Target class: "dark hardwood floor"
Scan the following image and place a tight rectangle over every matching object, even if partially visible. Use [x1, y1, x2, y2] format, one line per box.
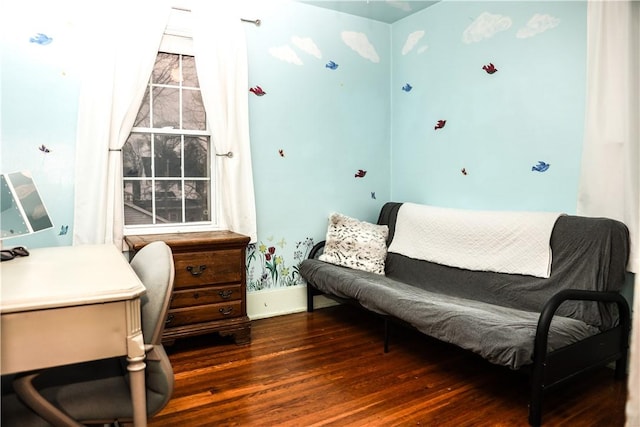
[151, 305, 628, 427]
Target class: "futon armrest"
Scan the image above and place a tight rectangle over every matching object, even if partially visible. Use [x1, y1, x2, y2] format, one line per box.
[308, 241, 326, 259]
[533, 289, 631, 363]
[529, 289, 630, 426]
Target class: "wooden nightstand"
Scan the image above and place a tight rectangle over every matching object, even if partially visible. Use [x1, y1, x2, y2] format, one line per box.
[125, 231, 251, 345]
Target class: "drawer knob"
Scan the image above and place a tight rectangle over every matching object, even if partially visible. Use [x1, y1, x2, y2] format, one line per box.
[218, 290, 233, 299]
[186, 265, 207, 276]
[165, 314, 175, 325]
[219, 307, 234, 316]
[193, 292, 200, 299]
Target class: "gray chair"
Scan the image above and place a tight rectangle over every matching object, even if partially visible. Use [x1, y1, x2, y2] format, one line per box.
[3, 241, 175, 427]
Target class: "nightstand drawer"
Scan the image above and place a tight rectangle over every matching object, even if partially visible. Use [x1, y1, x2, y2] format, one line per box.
[165, 301, 243, 327]
[174, 249, 244, 288]
[170, 285, 242, 308]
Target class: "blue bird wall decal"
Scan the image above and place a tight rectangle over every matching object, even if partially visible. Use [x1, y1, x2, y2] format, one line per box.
[531, 161, 550, 172]
[325, 60, 338, 70]
[30, 33, 53, 45]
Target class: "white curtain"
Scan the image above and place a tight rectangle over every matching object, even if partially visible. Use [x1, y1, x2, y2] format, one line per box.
[190, 3, 258, 242]
[578, 4, 639, 424]
[73, 0, 170, 247]
[577, 1, 640, 274]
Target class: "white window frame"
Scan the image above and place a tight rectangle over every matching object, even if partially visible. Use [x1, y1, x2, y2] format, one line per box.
[123, 9, 221, 236]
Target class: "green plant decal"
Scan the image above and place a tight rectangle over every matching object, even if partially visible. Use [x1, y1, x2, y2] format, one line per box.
[247, 237, 314, 291]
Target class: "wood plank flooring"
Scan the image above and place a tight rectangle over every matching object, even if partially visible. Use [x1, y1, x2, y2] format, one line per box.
[150, 305, 628, 427]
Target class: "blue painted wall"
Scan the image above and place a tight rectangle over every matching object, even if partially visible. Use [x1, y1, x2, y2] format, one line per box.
[391, 1, 586, 213]
[244, 2, 391, 290]
[1, 3, 79, 248]
[1, 1, 590, 292]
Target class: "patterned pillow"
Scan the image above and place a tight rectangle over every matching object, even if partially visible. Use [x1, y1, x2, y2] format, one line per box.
[319, 212, 389, 275]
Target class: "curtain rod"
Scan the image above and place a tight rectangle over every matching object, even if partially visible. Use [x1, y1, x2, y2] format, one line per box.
[171, 6, 261, 26]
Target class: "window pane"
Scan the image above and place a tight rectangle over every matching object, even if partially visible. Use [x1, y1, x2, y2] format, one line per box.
[152, 87, 180, 128]
[182, 89, 206, 130]
[123, 179, 153, 225]
[155, 180, 182, 223]
[123, 134, 151, 177]
[184, 136, 209, 177]
[185, 180, 210, 222]
[182, 55, 199, 87]
[133, 86, 150, 128]
[154, 135, 182, 177]
[153, 53, 180, 85]
[123, 51, 214, 231]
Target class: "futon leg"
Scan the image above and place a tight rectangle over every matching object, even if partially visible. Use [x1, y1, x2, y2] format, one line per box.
[529, 378, 543, 426]
[529, 359, 543, 426]
[528, 398, 542, 426]
[384, 318, 389, 353]
[307, 285, 315, 312]
[614, 349, 628, 380]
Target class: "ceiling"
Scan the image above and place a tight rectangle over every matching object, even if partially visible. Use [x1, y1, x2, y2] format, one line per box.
[297, 1, 439, 24]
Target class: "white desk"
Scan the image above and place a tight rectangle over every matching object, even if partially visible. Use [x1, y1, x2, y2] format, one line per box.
[1, 244, 148, 426]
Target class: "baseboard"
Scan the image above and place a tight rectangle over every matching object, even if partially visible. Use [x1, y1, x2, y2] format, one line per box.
[247, 286, 338, 320]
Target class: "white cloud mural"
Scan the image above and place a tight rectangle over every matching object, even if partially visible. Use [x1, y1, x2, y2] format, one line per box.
[269, 45, 303, 65]
[516, 14, 561, 39]
[341, 31, 380, 63]
[291, 36, 322, 59]
[402, 30, 425, 55]
[463, 12, 513, 44]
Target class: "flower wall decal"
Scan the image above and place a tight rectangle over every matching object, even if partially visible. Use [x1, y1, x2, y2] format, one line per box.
[247, 237, 315, 291]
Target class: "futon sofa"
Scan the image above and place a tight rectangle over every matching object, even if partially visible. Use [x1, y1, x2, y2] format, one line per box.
[300, 202, 631, 426]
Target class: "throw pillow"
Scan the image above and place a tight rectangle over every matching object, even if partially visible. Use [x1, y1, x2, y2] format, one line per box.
[319, 212, 389, 275]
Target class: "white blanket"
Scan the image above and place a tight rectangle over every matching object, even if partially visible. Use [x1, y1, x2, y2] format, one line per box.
[387, 203, 563, 278]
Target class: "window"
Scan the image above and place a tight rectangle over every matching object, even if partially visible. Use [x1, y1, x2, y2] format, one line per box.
[123, 51, 215, 232]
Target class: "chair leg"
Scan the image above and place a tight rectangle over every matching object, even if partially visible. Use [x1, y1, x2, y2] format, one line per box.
[12, 373, 84, 427]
